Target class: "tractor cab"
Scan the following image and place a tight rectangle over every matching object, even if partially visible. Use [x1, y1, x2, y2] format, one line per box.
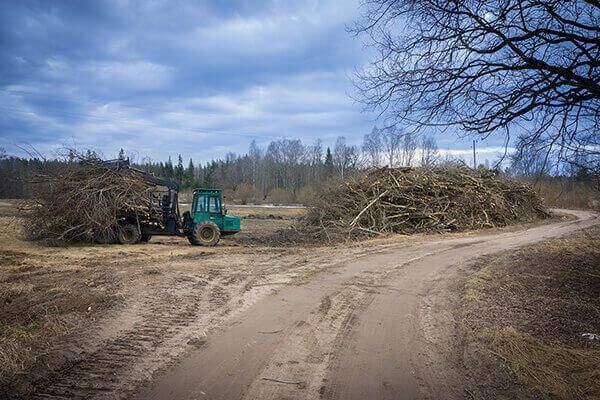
[187, 189, 240, 246]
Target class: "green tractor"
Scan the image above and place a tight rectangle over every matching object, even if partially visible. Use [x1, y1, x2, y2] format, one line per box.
[184, 188, 241, 246]
[95, 160, 241, 246]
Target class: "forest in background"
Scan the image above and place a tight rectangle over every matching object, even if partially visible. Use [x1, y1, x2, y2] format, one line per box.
[0, 127, 598, 209]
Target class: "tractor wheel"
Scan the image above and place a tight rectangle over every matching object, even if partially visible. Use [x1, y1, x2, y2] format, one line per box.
[93, 229, 116, 244]
[188, 221, 220, 246]
[117, 224, 141, 245]
[140, 233, 152, 243]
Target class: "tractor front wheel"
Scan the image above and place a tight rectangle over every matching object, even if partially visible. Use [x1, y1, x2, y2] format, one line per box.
[188, 221, 220, 246]
[117, 224, 141, 245]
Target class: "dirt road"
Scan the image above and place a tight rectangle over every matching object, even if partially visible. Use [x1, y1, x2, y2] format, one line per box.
[24, 210, 598, 400]
[127, 210, 596, 400]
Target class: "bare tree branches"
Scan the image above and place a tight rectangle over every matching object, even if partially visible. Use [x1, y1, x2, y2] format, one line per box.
[353, 0, 599, 164]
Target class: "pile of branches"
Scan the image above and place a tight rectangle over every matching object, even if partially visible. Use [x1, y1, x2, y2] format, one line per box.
[23, 161, 156, 244]
[290, 166, 549, 243]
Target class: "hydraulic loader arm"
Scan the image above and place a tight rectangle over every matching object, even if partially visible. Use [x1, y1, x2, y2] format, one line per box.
[95, 159, 179, 191]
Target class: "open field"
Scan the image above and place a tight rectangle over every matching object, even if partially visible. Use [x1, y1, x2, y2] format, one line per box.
[0, 199, 598, 400]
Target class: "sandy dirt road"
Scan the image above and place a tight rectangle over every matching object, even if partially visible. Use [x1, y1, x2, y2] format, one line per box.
[19, 209, 597, 400]
[123, 210, 597, 400]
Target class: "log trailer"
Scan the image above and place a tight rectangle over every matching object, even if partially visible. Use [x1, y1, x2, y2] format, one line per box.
[94, 159, 241, 246]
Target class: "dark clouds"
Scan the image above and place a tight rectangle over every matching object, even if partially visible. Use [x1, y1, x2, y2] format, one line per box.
[0, 0, 500, 163]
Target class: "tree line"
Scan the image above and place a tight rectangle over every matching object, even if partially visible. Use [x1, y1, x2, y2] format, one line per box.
[0, 129, 597, 203]
[129, 129, 441, 203]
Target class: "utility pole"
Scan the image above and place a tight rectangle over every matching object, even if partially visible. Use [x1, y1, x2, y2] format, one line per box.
[472, 140, 477, 169]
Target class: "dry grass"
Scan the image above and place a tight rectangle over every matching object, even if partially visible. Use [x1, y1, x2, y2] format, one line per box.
[490, 327, 600, 399]
[534, 179, 599, 211]
[0, 244, 119, 394]
[463, 226, 600, 399]
[227, 205, 305, 220]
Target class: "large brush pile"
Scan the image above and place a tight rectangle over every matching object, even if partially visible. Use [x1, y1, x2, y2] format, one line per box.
[23, 161, 156, 244]
[292, 166, 549, 243]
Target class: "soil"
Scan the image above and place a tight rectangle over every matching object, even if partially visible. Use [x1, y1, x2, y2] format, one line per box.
[0, 199, 597, 400]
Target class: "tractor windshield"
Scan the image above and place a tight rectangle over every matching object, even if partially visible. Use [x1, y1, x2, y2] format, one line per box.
[195, 194, 206, 212]
[194, 193, 221, 214]
[208, 196, 221, 213]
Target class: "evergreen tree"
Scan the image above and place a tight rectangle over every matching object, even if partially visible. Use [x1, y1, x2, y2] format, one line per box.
[324, 147, 334, 178]
[166, 156, 174, 179]
[175, 154, 184, 184]
[203, 161, 217, 187]
[185, 158, 195, 188]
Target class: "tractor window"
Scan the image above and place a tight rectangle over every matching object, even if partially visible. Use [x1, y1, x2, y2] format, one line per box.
[208, 196, 221, 213]
[195, 195, 207, 212]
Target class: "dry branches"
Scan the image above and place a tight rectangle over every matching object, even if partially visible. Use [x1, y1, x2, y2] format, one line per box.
[290, 166, 550, 243]
[22, 161, 156, 244]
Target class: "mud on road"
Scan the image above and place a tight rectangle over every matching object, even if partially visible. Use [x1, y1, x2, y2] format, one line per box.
[0, 204, 597, 400]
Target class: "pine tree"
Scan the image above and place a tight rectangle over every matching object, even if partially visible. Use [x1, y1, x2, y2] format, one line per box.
[166, 156, 174, 179]
[203, 161, 217, 187]
[185, 158, 195, 188]
[324, 147, 334, 178]
[175, 154, 184, 184]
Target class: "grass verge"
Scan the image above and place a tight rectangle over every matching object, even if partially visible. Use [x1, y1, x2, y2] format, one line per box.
[462, 225, 600, 399]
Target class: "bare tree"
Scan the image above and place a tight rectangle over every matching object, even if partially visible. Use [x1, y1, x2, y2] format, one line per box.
[353, 0, 600, 166]
[380, 126, 403, 167]
[509, 135, 553, 177]
[401, 131, 418, 166]
[420, 135, 439, 167]
[333, 136, 359, 178]
[307, 139, 324, 182]
[363, 126, 383, 167]
[249, 140, 262, 196]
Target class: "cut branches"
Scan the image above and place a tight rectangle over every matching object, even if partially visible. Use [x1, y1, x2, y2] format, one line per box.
[285, 166, 550, 243]
[22, 160, 157, 245]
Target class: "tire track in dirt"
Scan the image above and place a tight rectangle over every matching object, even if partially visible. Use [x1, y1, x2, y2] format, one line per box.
[242, 250, 443, 400]
[133, 242, 457, 400]
[134, 210, 598, 400]
[30, 275, 213, 400]
[320, 210, 599, 400]
[27, 247, 373, 400]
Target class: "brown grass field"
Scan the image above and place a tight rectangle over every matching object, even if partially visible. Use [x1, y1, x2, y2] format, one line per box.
[461, 226, 600, 399]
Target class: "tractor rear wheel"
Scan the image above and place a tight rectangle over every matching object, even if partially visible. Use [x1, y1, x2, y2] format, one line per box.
[117, 224, 141, 245]
[93, 229, 116, 244]
[188, 221, 220, 246]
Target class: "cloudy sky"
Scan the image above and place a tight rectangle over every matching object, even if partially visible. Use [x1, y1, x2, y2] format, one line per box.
[0, 0, 505, 164]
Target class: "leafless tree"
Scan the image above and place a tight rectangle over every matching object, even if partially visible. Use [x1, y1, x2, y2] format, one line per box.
[401, 131, 418, 166]
[249, 140, 262, 196]
[363, 127, 383, 167]
[353, 0, 599, 167]
[333, 136, 359, 178]
[420, 135, 440, 167]
[380, 126, 403, 167]
[509, 135, 551, 177]
[307, 139, 324, 182]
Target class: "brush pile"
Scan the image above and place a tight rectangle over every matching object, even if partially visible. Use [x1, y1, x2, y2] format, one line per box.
[23, 161, 156, 244]
[293, 166, 549, 243]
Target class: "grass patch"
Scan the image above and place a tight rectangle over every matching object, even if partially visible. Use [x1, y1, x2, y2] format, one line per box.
[463, 226, 600, 399]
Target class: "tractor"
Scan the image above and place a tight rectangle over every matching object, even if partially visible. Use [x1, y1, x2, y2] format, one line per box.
[94, 160, 241, 246]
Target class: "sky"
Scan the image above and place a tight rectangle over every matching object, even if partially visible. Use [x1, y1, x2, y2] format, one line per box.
[0, 0, 506, 165]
